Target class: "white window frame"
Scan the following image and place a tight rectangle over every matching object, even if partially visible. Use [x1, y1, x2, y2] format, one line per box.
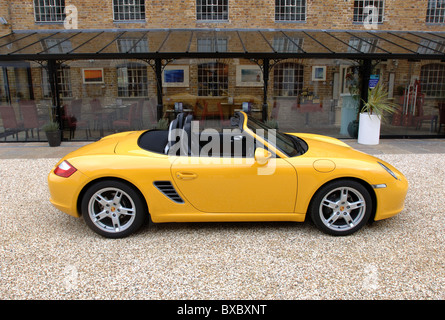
[33, 0, 66, 23]
[197, 62, 228, 96]
[42, 65, 72, 98]
[197, 37, 228, 52]
[426, 0, 445, 24]
[275, 0, 307, 22]
[196, 0, 229, 22]
[117, 38, 149, 53]
[420, 63, 445, 97]
[347, 37, 378, 53]
[273, 37, 304, 53]
[353, 0, 385, 24]
[273, 62, 304, 97]
[117, 63, 148, 98]
[113, 0, 146, 22]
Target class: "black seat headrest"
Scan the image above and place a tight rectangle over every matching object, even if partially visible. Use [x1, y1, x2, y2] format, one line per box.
[176, 113, 185, 129]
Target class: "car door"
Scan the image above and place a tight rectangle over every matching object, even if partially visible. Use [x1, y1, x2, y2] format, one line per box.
[170, 151, 297, 214]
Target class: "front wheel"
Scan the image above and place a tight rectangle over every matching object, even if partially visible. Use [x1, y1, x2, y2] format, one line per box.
[81, 180, 147, 238]
[309, 180, 373, 236]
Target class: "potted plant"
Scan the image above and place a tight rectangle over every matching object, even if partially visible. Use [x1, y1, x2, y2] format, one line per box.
[42, 108, 61, 147]
[357, 82, 398, 145]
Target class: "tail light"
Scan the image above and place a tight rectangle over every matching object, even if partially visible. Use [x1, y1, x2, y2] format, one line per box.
[54, 161, 77, 178]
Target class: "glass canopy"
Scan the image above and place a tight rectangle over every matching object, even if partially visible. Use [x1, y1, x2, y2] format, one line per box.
[1, 29, 445, 60]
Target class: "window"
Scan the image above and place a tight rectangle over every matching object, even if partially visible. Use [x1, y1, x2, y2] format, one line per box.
[113, 0, 145, 21]
[196, 0, 228, 21]
[197, 37, 228, 52]
[420, 64, 445, 97]
[426, 0, 445, 24]
[43, 39, 72, 53]
[353, 0, 384, 24]
[198, 62, 228, 96]
[275, 0, 306, 22]
[273, 37, 304, 53]
[417, 39, 445, 54]
[347, 37, 378, 53]
[34, 0, 65, 23]
[117, 63, 148, 97]
[273, 63, 304, 97]
[117, 38, 149, 53]
[42, 65, 72, 98]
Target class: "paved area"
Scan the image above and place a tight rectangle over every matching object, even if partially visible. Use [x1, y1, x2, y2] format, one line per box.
[0, 138, 444, 159]
[0, 138, 444, 300]
[344, 138, 445, 155]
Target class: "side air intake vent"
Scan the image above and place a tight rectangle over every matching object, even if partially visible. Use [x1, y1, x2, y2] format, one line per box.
[153, 181, 184, 204]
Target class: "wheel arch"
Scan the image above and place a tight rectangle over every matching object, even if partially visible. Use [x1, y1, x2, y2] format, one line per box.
[306, 177, 377, 222]
[76, 177, 150, 219]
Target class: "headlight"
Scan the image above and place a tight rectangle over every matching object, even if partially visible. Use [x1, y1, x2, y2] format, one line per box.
[378, 162, 399, 180]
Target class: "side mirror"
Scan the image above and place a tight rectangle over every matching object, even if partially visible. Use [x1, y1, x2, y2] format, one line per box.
[254, 147, 272, 165]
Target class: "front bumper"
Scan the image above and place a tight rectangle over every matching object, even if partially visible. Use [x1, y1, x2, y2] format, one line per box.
[373, 173, 409, 221]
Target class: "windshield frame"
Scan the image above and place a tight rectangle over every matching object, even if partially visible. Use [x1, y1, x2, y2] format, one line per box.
[239, 112, 306, 158]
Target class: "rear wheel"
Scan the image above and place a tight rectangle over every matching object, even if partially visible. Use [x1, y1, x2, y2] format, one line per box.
[81, 180, 147, 238]
[310, 180, 372, 236]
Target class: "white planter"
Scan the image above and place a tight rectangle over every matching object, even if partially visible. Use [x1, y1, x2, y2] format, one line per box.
[358, 113, 381, 145]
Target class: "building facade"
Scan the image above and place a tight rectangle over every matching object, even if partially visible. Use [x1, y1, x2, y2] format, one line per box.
[0, 0, 444, 142]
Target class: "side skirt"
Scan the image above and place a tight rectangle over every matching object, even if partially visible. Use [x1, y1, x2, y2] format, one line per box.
[150, 212, 306, 223]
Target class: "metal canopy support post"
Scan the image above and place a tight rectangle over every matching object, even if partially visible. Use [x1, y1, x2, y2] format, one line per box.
[360, 59, 372, 113]
[262, 58, 269, 121]
[155, 58, 163, 121]
[47, 59, 62, 131]
[2, 66, 11, 104]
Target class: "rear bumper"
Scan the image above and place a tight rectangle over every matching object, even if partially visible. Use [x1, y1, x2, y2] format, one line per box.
[48, 168, 89, 218]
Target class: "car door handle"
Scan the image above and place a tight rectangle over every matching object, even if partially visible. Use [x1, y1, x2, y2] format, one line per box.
[176, 172, 198, 180]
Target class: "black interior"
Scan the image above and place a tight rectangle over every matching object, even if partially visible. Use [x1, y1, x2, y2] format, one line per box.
[138, 129, 169, 154]
[138, 113, 253, 157]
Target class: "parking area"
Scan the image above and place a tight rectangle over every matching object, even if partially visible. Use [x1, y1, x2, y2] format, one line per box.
[0, 139, 444, 299]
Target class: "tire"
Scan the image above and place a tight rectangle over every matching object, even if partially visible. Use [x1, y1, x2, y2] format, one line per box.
[81, 180, 147, 238]
[309, 180, 372, 236]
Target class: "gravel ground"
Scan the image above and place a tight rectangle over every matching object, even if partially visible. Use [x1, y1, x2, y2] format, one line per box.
[0, 154, 444, 300]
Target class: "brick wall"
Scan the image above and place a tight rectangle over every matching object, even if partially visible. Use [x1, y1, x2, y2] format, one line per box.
[0, 0, 11, 36]
[4, 0, 444, 32]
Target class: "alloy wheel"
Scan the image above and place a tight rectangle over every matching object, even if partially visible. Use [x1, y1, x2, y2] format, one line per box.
[87, 187, 137, 234]
[319, 186, 367, 232]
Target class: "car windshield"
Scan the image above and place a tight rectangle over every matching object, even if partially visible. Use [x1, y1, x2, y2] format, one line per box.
[245, 115, 306, 157]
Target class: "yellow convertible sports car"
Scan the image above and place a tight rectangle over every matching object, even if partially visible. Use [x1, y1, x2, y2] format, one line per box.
[48, 111, 408, 238]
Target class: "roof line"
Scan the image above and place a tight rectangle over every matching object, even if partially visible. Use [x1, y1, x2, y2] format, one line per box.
[10, 28, 445, 35]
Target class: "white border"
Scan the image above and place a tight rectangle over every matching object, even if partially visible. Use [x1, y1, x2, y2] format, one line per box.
[236, 65, 263, 87]
[312, 66, 326, 81]
[82, 68, 104, 84]
[162, 65, 190, 87]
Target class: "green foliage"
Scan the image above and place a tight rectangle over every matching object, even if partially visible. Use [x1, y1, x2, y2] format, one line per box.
[156, 118, 169, 130]
[42, 121, 59, 132]
[361, 82, 398, 117]
[42, 106, 60, 132]
[265, 118, 278, 129]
